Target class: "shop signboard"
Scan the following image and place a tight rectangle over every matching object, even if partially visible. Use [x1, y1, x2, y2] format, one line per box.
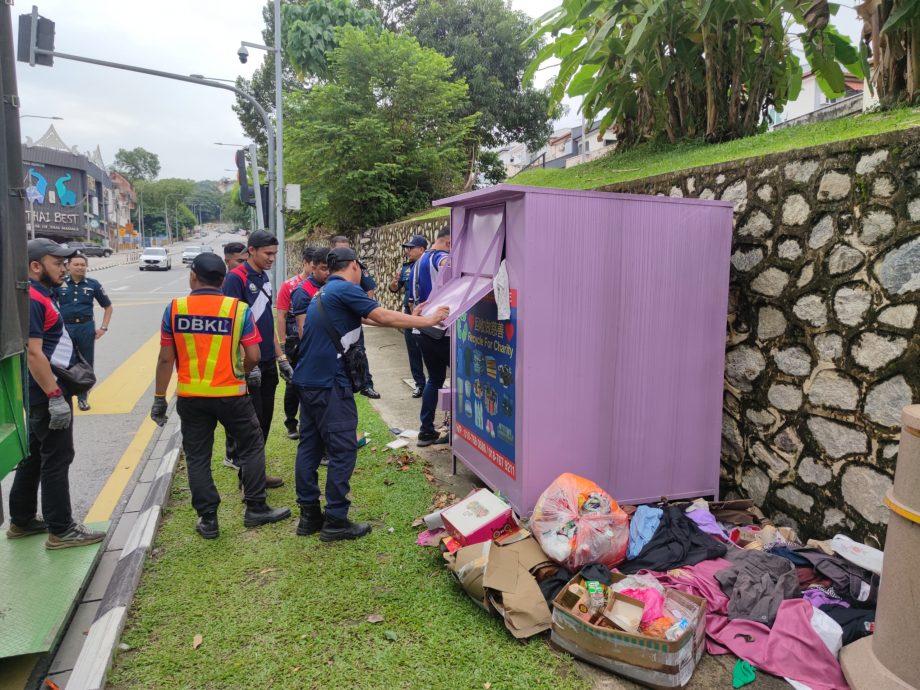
[23, 162, 84, 236]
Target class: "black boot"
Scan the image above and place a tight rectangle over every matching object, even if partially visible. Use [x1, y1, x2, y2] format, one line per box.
[320, 515, 372, 542]
[243, 501, 292, 528]
[196, 512, 219, 539]
[296, 503, 324, 536]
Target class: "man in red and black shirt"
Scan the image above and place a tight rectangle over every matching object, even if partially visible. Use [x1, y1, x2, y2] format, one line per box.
[221, 231, 293, 484]
[6, 239, 106, 549]
[275, 245, 317, 439]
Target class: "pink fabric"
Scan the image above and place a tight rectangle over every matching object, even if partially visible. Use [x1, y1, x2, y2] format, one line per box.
[646, 561, 848, 689]
[620, 587, 665, 624]
[709, 600, 849, 690]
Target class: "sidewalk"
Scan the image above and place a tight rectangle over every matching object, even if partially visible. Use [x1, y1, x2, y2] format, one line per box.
[86, 251, 139, 272]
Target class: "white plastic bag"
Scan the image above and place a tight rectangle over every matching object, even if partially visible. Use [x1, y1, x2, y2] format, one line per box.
[831, 534, 883, 575]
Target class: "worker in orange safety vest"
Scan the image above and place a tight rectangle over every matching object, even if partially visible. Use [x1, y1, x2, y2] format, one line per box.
[149, 253, 291, 539]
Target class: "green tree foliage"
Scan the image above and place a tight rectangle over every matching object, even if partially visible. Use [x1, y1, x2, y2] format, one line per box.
[221, 185, 253, 229]
[284, 26, 475, 230]
[411, 0, 558, 186]
[476, 150, 507, 187]
[112, 147, 160, 182]
[527, 0, 868, 147]
[185, 181, 224, 224]
[134, 178, 195, 237]
[857, 0, 920, 106]
[282, 0, 381, 79]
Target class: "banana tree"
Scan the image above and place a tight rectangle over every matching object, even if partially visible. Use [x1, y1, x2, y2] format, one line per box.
[525, 0, 867, 146]
[857, 0, 920, 106]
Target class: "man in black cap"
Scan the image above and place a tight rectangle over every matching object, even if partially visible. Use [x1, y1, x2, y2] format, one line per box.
[221, 230, 292, 485]
[332, 235, 380, 399]
[223, 242, 248, 271]
[7, 238, 106, 549]
[150, 253, 290, 539]
[388, 234, 428, 397]
[291, 247, 449, 542]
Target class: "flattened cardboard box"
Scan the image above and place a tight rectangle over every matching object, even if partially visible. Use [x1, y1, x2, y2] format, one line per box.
[483, 535, 554, 638]
[444, 541, 491, 610]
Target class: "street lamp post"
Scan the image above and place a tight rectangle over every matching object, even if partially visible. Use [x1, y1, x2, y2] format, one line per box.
[240, 0, 285, 276]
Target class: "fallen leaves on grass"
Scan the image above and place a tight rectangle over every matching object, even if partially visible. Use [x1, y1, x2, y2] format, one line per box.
[430, 491, 457, 511]
[192, 634, 203, 650]
[366, 613, 384, 624]
[386, 452, 414, 471]
[411, 517, 424, 528]
[383, 479, 394, 486]
[423, 466, 436, 483]
[384, 630, 398, 641]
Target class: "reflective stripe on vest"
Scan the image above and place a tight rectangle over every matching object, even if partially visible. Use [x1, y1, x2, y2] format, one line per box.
[172, 295, 248, 397]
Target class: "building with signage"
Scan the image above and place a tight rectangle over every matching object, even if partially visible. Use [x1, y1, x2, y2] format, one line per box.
[21, 125, 113, 244]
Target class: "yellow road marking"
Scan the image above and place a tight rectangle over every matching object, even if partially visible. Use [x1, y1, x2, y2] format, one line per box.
[83, 375, 176, 523]
[76, 332, 162, 416]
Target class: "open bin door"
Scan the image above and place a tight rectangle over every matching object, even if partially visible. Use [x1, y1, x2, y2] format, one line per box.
[420, 204, 505, 327]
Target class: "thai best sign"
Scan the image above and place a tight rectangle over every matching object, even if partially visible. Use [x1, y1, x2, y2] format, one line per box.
[23, 163, 84, 236]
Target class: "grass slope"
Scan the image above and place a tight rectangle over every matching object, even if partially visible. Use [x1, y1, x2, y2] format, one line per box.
[400, 106, 920, 224]
[108, 396, 580, 690]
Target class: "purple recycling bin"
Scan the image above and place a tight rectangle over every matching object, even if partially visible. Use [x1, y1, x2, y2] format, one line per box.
[420, 185, 733, 515]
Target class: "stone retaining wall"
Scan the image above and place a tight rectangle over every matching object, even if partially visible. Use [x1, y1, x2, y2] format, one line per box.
[333, 128, 920, 544]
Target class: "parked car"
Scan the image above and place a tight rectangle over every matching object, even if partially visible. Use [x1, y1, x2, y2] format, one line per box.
[64, 241, 113, 258]
[200, 245, 215, 254]
[140, 247, 171, 271]
[181, 246, 202, 264]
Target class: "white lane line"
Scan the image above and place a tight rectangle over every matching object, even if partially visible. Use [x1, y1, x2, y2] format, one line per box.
[112, 286, 130, 291]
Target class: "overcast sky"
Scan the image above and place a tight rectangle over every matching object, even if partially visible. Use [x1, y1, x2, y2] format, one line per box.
[15, 1, 863, 180]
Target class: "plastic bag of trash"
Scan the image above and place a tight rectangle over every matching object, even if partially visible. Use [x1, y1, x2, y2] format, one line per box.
[531, 473, 629, 571]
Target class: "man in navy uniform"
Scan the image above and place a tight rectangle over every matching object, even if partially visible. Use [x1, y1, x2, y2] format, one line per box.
[56, 254, 113, 411]
[387, 234, 428, 398]
[292, 247, 448, 542]
[332, 236, 380, 399]
[409, 227, 451, 447]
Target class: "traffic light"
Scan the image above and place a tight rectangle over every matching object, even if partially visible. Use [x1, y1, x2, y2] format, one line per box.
[234, 149, 269, 227]
[235, 149, 253, 205]
[17, 10, 55, 66]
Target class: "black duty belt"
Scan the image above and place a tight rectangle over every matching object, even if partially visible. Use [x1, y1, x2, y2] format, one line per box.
[65, 317, 92, 324]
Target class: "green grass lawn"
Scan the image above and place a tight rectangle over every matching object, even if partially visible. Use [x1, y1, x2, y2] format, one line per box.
[397, 105, 920, 225]
[108, 396, 581, 690]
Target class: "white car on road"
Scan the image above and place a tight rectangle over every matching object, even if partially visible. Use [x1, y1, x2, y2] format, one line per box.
[182, 246, 202, 264]
[139, 247, 171, 271]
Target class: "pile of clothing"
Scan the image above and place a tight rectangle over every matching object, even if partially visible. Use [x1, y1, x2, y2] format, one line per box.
[613, 498, 882, 689]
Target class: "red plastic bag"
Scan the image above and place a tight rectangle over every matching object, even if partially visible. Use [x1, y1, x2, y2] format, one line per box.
[531, 473, 628, 571]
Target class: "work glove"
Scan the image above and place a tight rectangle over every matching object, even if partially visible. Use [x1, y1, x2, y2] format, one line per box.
[278, 358, 294, 383]
[48, 395, 72, 430]
[246, 364, 262, 389]
[150, 396, 168, 427]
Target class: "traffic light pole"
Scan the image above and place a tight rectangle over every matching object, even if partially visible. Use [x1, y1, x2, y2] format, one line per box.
[24, 42, 277, 236]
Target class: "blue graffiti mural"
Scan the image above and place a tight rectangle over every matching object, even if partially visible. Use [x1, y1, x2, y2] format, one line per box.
[26, 168, 47, 203]
[55, 173, 77, 207]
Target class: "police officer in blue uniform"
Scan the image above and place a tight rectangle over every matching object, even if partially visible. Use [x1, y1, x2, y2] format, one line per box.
[292, 247, 449, 542]
[56, 254, 113, 411]
[388, 234, 428, 397]
[332, 236, 381, 399]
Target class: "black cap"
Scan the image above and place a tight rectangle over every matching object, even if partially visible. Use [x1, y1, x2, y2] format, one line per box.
[191, 252, 227, 282]
[223, 241, 247, 256]
[28, 238, 78, 262]
[248, 230, 279, 249]
[401, 234, 429, 249]
[327, 246, 366, 270]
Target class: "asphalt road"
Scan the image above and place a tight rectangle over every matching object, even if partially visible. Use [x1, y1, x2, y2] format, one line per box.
[0, 229, 245, 530]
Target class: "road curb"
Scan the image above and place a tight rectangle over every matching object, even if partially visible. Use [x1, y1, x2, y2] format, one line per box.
[65, 416, 182, 690]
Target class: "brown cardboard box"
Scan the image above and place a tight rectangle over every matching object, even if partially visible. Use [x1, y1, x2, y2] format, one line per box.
[483, 535, 555, 639]
[551, 574, 707, 689]
[444, 541, 491, 610]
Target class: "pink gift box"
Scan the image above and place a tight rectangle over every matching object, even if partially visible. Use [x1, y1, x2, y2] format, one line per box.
[440, 489, 514, 546]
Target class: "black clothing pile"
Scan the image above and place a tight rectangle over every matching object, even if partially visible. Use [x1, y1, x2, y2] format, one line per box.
[620, 505, 727, 574]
